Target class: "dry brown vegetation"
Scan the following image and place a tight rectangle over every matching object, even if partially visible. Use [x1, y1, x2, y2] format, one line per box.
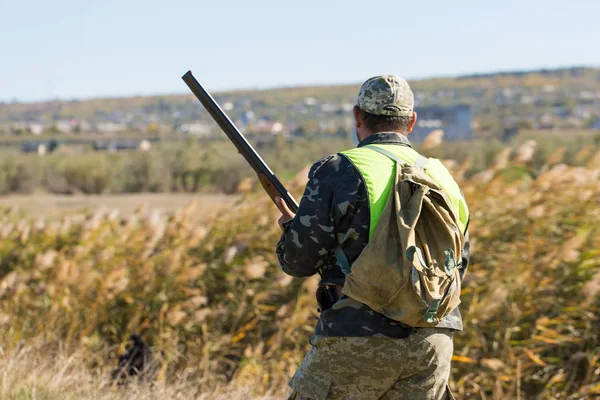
[0, 138, 599, 399]
[0, 193, 237, 220]
[0, 341, 278, 400]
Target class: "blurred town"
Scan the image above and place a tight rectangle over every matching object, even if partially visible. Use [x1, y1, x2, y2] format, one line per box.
[1, 66, 599, 155]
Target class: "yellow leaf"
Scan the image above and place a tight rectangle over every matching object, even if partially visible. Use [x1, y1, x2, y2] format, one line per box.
[523, 348, 548, 367]
[532, 335, 560, 345]
[256, 304, 277, 311]
[232, 332, 246, 343]
[548, 373, 565, 384]
[590, 383, 600, 394]
[452, 355, 477, 364]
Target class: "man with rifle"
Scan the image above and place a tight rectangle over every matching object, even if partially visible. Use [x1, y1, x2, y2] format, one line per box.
[275, 76, 470, 400]
[183, 72, 470, 400]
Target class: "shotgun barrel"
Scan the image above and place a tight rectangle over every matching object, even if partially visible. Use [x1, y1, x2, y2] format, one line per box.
[182, 70, 298, 213]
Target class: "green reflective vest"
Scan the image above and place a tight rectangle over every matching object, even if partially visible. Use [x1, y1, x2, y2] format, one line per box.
[341, 144, 470, 239]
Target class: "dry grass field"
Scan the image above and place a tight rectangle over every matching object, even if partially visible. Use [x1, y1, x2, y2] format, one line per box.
[0, 139, 599, 399]
[0, 193, 239, 220]
[0, 342, 279, 400]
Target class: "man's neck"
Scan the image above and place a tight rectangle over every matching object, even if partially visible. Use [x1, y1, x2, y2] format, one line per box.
[360, 131, 407, 142]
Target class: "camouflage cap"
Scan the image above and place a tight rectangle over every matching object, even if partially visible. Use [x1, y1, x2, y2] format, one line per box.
[357, 75, 414, 117]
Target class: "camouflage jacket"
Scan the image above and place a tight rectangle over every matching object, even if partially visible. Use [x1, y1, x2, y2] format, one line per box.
[276, 132, 471, 337]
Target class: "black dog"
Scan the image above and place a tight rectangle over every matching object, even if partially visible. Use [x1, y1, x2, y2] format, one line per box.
[111, 334, 153, 383]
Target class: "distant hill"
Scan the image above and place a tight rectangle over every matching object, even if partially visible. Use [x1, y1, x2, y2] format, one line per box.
[1, 66, 598, 138]
[456, 65, 594, 80]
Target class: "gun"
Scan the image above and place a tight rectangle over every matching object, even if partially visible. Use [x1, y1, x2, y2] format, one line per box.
[183, 71, 340, 310]
[181, 70, 298, 213]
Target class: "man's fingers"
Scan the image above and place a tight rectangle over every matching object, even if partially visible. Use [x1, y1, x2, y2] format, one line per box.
[275, 197, 295, 231]
[274, 196, 284, 212]
[275, 196, 291, 215]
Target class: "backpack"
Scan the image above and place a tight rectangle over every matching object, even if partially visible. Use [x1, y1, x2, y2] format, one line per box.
[340, 146, 466, 327]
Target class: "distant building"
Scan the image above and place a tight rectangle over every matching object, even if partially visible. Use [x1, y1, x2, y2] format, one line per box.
[92, 139, 151, 152]
[178, 122, 213, 136]
[320, 104, 336, 113]
[590, 118, 600, 130]
[55, 120, 75, 134]
[410, 105, 473, 142]
[77, 120, 93, 133]
[21, 139, 58, 155]
[573, 104, 594, 120]
[251, 120, 284, 135]
[96, 122, 127, 134]
[10, 122, 44, 135]
[29, 123, 44, 135]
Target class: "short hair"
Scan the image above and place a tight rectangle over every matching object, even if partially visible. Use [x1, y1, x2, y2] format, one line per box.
[358, 107, 412, 133]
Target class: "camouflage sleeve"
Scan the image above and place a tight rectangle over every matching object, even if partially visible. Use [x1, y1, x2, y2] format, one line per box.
[276, 156, 338, 278]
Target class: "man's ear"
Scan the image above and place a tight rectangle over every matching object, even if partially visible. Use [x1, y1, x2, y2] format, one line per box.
[353, 106, 363, 128]
[407, 111, 417, 133]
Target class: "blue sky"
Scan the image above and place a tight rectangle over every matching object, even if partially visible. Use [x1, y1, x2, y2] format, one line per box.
[1, 0, 599, 102]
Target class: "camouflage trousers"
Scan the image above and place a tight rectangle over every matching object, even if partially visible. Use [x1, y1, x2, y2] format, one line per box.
[287, 328, 455, 400]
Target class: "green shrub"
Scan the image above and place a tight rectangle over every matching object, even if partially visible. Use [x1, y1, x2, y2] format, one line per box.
[0, 134, 596, 195]
[52, 153, 114, 194]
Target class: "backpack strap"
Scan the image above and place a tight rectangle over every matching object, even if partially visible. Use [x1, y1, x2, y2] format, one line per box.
[415, 155, 428, 170]
[334, 146, 429, 275]
[365, 145, 429, 170]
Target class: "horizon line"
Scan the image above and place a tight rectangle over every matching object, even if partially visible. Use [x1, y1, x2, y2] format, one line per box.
[2, 64, 597, 105]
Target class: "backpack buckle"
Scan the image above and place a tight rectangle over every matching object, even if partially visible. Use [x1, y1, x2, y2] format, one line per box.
[444, 249, 457, 277]
[424, 298, 441, 325]
[406, 246, 431, 271]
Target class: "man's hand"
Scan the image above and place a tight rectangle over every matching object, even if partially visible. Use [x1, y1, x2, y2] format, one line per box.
[275, 196, 296, 231]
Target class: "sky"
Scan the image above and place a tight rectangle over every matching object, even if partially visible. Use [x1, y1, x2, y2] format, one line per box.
[1, 0, 599, 102]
